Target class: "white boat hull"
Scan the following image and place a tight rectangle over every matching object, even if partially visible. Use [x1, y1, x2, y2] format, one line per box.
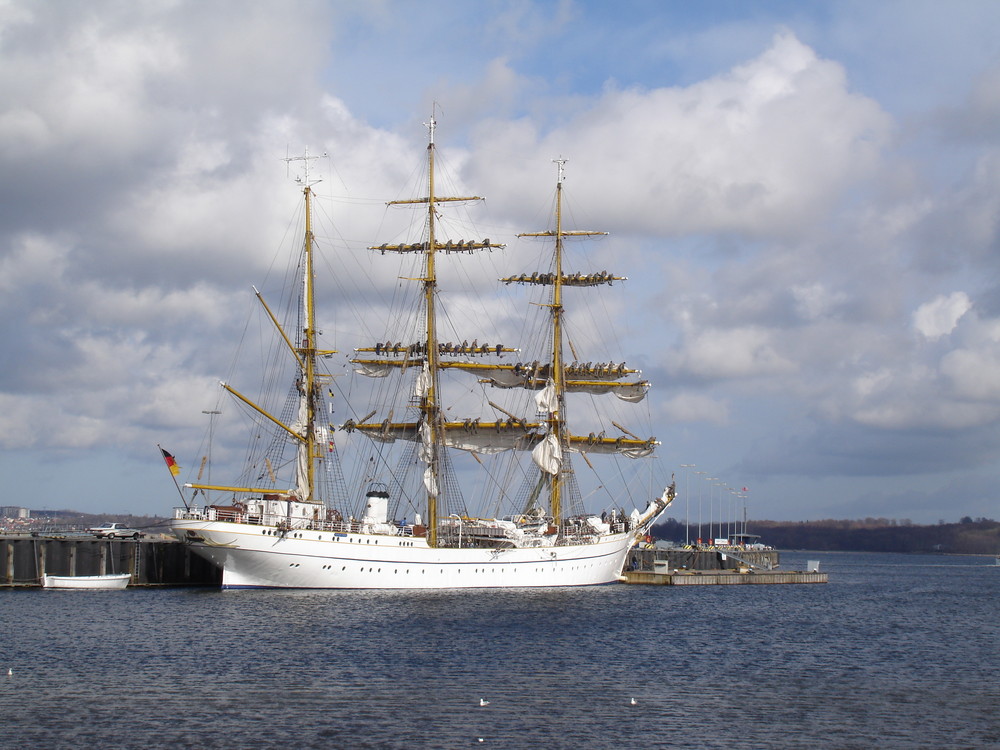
[169, 518, 641, 589]
[41, 574, 131, 590]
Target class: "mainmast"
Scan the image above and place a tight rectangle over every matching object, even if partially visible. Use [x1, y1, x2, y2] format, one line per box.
[353, 115, 500, 546]
[422, 116, 443, 546]
[548, 160, 569, 522]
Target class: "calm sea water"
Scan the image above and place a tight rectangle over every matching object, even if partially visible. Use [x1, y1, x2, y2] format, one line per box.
[1, 551, 997, 749]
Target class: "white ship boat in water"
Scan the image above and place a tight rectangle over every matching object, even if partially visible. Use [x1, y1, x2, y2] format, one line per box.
[42, 574, 131, 590]
[168, 116, 673, 588]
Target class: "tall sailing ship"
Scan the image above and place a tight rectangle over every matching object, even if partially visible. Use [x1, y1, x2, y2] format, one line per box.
[167, 117, 674, 588]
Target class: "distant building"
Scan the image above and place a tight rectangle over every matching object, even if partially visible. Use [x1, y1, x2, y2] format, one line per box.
[0, 506, 30, 519]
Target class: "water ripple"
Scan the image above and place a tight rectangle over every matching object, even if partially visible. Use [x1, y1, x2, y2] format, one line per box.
[1, 552, 997, 749]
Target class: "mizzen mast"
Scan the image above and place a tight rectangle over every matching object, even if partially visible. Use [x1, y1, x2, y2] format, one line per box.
[296, 152, 319, 499]
[185, 149, 337, 504]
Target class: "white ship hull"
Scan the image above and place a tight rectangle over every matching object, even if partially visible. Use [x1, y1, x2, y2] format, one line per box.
[169, 518, 641, 589]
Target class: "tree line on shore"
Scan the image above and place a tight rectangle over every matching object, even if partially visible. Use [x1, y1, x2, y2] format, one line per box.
[651, 516, 1000, 555]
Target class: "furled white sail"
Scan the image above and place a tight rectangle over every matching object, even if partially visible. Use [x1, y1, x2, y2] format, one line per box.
[294, 395, 310, 500]
[355, 362, 393, 378]
[418, 420, 433, 462]
[568, 434, 657, 458]
[414, 362, 432, 399]
[532, 432, 562, 475]
[536, 379, 558, 413]
[345, 419, 544, 454]
[609, 383, 649, 403]
[423, 465, 438, 498]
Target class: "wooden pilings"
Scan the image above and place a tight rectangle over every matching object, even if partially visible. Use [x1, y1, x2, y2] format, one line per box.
[0, 535, 221, 587]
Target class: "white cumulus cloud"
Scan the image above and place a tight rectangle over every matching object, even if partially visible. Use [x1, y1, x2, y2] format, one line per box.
[913, 292, 972, 340]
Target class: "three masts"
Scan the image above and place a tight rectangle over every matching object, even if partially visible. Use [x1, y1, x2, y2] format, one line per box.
[168, 116, 673, 587]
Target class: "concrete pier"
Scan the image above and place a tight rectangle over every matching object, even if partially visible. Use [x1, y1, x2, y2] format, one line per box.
[621, 569, 828, 585]
[629, 546, 781, 573]
[623, 546, 827, 584]
[1, 534, 221, 587]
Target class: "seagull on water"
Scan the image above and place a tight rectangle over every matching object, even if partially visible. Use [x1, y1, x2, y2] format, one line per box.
[6, 668, 11, 677]
[630, 697, 637, 706]
[479, 698, 489, 707]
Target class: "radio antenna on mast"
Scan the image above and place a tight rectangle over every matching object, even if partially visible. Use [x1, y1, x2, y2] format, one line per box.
[283, 146, 326, 186]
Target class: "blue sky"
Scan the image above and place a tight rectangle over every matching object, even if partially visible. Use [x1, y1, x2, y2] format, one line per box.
[1, 0, 1000, 525]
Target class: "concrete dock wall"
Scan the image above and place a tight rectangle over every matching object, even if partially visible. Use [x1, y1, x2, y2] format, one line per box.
[622, 569, 828, 585]
[629, 547, 780, 572]
[1, 535, 221, 587]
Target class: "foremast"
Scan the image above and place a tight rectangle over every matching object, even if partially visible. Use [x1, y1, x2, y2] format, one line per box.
[512, 159, 658, 526]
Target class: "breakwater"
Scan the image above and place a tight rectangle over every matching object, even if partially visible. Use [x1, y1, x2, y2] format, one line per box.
[1, 534, 221, 587]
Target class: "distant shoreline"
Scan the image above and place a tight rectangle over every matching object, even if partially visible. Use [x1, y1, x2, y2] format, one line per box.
[653, 517, 1000, 556]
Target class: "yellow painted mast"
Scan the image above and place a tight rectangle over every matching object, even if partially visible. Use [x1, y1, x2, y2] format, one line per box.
[424, 117, 442, 546]
[302, 180, 318, 501]
[518, 159, 609, 527]
[183, 150, 338, 509]
[279, 150, 325, 504]
[363, 116, 499, 545]
[549, 159, 568, 523]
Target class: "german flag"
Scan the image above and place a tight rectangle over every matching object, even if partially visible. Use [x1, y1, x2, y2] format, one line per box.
[160, 448, 180, 476]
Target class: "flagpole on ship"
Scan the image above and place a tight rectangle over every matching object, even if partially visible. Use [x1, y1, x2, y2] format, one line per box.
[157, 444, 190, 510]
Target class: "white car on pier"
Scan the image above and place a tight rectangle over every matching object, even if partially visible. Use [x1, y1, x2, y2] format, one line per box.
[88, 523, 144, 539]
